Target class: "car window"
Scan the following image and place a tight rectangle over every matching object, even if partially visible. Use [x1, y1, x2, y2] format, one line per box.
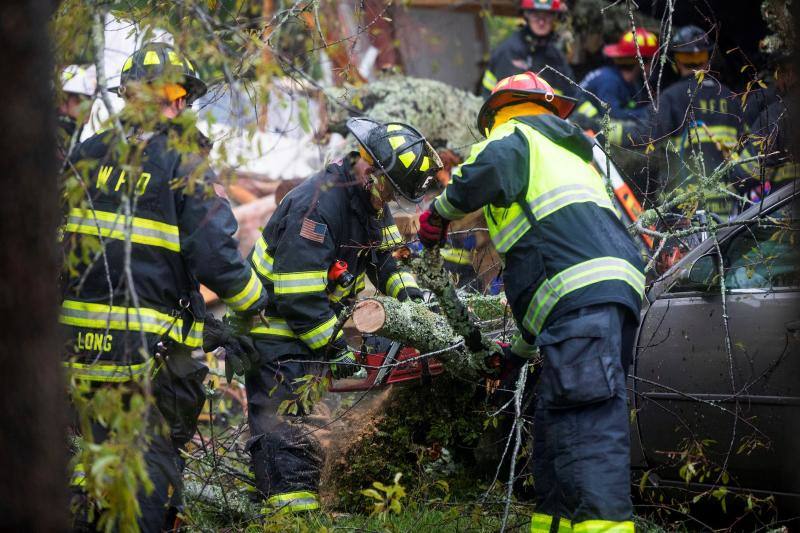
[724, 198, 800, 289]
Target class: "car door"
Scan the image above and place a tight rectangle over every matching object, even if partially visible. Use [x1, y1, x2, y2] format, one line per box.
[634, 194, 800, 496]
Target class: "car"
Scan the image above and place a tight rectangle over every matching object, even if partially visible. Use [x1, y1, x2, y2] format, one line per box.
[631, 181, 800, 516]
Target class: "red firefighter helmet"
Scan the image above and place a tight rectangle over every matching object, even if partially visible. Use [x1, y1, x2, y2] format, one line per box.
[477, 71, 577, 135]
[520, 0, 567, 12]
[603, 28, 660, 60]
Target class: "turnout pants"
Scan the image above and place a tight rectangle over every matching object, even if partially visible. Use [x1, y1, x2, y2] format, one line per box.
[245, 352, 325, 514]
[530, 304, 637, 533]
[70, 350, 208, 533]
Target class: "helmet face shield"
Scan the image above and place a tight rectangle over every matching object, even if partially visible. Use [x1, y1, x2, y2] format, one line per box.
[346, 117, 442, 202]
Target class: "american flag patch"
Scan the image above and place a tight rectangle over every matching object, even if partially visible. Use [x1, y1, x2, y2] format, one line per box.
[300, 218, 327, 243]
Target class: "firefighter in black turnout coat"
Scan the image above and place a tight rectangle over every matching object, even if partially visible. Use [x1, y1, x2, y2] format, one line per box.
[61, 43, 267, 531]
[244, 117, 441, 513]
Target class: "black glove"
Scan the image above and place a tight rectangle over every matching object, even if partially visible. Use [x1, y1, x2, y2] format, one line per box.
[329, 348, 359, 380]
[203, 315, 259, 383]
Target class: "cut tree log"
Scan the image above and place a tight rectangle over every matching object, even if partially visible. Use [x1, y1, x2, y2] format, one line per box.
[352, 297, 479, 376]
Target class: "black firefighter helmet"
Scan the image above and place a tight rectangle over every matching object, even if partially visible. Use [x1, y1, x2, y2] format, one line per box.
[117, 42, 207, 104]
[346, 117, 443, 203]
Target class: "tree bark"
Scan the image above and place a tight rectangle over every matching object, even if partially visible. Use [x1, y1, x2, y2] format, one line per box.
[0, 0, 67, 528]
[352, 297, 481, 376]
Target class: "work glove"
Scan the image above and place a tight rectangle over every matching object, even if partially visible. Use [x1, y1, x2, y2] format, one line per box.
[488, 340, 534, 381]
[203, 315, 259, 383]
[417, 208, 449, 248]
[329, 349, 359, 380]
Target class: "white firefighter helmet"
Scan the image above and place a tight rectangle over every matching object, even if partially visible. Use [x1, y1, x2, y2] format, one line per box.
[61, 65, 97, 97]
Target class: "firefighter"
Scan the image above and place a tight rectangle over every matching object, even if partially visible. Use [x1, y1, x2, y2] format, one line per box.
[609, 25, 744, 218]
[481, 0, 576, 98]
[418, 71, 645, 532]
[732, 50, 798, 203]
[244, 117, 440, 514]
[575, 28, 659, 122]
[62, 42, 267, 531]
[58, 64, 96, 160]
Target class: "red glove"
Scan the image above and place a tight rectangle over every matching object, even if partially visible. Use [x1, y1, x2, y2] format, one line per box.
[417, 209, 449, 248]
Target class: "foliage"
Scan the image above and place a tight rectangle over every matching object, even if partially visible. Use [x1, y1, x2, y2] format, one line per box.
[325, 372, 494, 512]
[361, 472, 408, 519]
[69, 381, 154, 532]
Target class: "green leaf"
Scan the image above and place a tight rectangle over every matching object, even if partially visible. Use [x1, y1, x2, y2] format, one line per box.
[360, 488, 383, 500]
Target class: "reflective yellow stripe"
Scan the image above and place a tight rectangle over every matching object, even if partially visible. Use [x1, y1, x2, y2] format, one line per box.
[143, 50, 160, 65]
[328, 283, 351, 303]
[65, 208, 180, 252]
[531, 513, 572, 533]
[60, 300, 203, 347]
[355, 272, 366, 292]
[266, 491, 319, 514]
[299, 315, 342, 350]
[71, 463, 86, 487]
[222, 269, 264, 311]
[482, 69, 498, 91]
[606, 120, 624, 145]
[441, 246, 472, 265]
[381, 224, 403, 247]
[528, 183, 615, 220]
[388, 135, 406, 150]
[434, 189, 469, 220]
[273, 271, 327, 295]
[523, 257, 644, 334]
[576, 100, 599, 118]
[398, 151, 416, 168]
[573, 520, 634, 533]
[250, 316, 296, 338]
[670, 125, 738, 149]
[489, 209, 530, 254]
[385, 271, 419, 299]
[251, 236, 274, 280]
[64, 359, 153, 383]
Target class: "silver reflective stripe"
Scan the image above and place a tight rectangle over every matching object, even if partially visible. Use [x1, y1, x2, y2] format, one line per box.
[64, 360, 152, 383]
[60, 300, 203, 347]
[529, 184, 614, 220]
[523, 258, 644, 334]
[65, 208, 181, 252]
[273, 274, 327, 295]
[299, 315, 341, 350]
[492, 212, 530, 253]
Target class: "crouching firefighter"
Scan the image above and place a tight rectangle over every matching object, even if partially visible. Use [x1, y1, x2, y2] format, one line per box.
[417, 72, 645, 532]
[61, 43, 267, 532]
[245, 117, 441, 514]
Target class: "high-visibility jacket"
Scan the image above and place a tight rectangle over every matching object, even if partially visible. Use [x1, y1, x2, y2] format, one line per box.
[433, 114, 644, 345]
[61, 123, 267, 382]
[608, 75, 744, 215]
[481, 27, 576, 98]
[733, 96, 798, 192]
[248, 157, 422, 358]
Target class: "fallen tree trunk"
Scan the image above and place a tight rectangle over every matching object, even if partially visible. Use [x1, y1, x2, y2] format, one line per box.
[412, 248, 499, 370]
[352, 297, 475, 371]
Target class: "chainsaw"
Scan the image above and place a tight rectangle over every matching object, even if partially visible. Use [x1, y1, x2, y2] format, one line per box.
[328, 339, 445, 392]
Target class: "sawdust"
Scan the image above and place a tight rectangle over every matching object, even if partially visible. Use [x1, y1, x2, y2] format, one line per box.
[318, 388, 393, 505]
